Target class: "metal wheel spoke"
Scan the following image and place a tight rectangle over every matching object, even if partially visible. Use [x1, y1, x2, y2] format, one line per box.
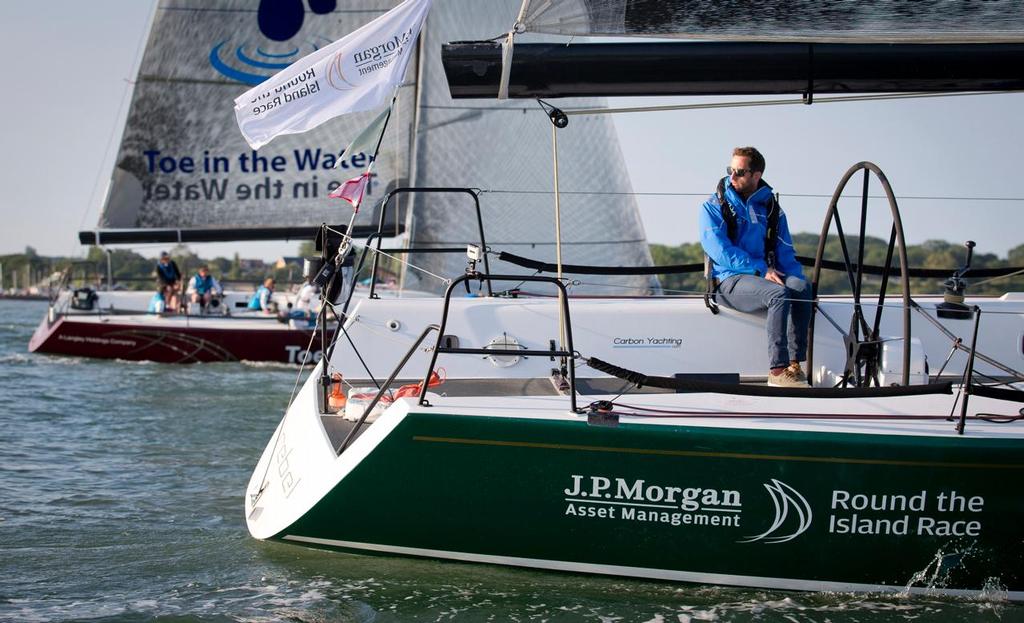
[810, 162, 912, 388]
[832, 210, 860, 297]
[833, 211, 872, 338]
[856, 170, 870, 303]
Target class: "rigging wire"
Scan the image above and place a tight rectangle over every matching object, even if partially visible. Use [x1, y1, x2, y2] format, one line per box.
[566, 90, 1024, 116]
[478, 188, 1024, 203]
[969, 266, 1024, 288]
[420, 90, 1024, 116]
[251, 310, 324, 505]
[285, 312, 322, 409]
[325, 225, 451, 287]
[77, 3, 156, 258]
[514, 275, 1024, 310]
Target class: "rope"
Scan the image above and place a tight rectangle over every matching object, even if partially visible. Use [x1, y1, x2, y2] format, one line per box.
[586, 356, 954, 398]
[976, 408, 1024, 424]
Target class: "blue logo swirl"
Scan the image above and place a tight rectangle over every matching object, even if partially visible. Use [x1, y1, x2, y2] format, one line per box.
[210, 0, 337, 86]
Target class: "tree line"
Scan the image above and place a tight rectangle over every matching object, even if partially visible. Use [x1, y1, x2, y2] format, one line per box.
[652, 234, 1024, 296]
[0, 245, 303, 292]
[3, 235, 1023, 296]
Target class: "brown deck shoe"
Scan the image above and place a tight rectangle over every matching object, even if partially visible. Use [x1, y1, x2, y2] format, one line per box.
[788, 361, 807, 384]
[768, 367, 807, 388]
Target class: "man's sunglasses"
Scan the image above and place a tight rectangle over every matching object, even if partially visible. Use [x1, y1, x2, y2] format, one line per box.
[726, 166, 754, 178]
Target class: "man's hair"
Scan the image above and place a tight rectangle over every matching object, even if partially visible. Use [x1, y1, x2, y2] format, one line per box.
[732, 146, 765, 173]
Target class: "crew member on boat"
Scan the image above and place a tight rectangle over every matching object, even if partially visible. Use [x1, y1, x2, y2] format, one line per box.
[294, 276, 319, 318]
[700, 147, 811, 387]
[280, 275, 319, 326]
[187, 265, 223, 310]
[249, 277, 276, 314]
[155, 251, 182, 313]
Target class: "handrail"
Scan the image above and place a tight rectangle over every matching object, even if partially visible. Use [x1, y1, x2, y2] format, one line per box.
[416, 272, 583, 413]
[336, 323, 440, 454]
[370, 187, 492, 298]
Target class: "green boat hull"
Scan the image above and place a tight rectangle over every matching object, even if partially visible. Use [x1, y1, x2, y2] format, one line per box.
[273, 410, 1024, 596]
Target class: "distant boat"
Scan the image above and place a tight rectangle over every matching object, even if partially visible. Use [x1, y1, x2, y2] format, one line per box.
[28, 286, 329, 364]
[29, 0, 657, 363]
[245, 0, 1024, 598]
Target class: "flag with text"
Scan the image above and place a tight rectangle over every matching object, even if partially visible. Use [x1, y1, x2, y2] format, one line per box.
[233, 0, 433, 150]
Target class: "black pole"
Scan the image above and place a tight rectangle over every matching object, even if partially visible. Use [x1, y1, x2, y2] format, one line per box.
[956, 306, 983, 435]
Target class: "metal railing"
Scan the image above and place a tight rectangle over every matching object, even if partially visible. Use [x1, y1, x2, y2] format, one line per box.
[417, 272, 582, 413]
[369, 187, 493, 299]
[335, 323, 440, 454]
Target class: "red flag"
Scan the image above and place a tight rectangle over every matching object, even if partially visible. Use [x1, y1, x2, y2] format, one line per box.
[328, 172, 372, 211]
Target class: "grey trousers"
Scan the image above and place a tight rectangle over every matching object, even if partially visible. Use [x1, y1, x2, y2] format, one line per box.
[716, 274, 813, 369]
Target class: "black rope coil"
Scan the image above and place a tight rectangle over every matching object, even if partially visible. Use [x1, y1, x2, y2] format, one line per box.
[586, 356, 953, 399]
[970, 384, 1024, 403]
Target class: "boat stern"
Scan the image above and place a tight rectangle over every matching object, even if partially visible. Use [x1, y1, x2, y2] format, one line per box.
[244, 367, 411, 541]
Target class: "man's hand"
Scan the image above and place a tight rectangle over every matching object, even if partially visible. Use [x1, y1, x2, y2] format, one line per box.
[765, 268, 786, 286]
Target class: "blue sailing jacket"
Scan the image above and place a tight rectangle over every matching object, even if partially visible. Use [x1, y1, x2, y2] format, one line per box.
[699, 177, 803, 283]
[156, 260, 180, 285]
[248, 285, 271, 310]
[192, 274, 214, 295]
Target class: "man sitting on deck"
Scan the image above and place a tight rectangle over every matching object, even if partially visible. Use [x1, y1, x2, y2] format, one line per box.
[699, 146, 812, 387]
[187, 265, 223, 311]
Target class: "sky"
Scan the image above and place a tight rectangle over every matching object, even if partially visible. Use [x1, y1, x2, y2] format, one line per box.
[1, 1, 1022, 263]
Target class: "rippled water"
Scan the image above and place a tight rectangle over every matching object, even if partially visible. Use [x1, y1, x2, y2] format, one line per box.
[2, 299, 1022, 622]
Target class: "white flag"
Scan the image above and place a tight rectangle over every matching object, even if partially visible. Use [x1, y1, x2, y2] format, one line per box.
[234, 0, 433, 150]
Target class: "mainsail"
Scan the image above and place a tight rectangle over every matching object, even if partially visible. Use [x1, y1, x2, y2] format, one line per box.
[517, 0, 1024, 43]
[86, 0, 417, 244]
[406, 0, 657, 294]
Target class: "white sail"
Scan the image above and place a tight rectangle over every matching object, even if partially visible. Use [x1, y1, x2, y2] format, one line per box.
[408, 0, 658, 295]
[97, 0, 416, 238]
[94, 0, 658, 295]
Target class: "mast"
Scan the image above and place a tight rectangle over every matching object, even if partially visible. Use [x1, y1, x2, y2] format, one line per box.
[399, 17, 429, 292]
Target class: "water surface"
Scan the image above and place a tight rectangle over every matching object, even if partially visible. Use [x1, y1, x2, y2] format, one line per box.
[1, 299, 1021, 622]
